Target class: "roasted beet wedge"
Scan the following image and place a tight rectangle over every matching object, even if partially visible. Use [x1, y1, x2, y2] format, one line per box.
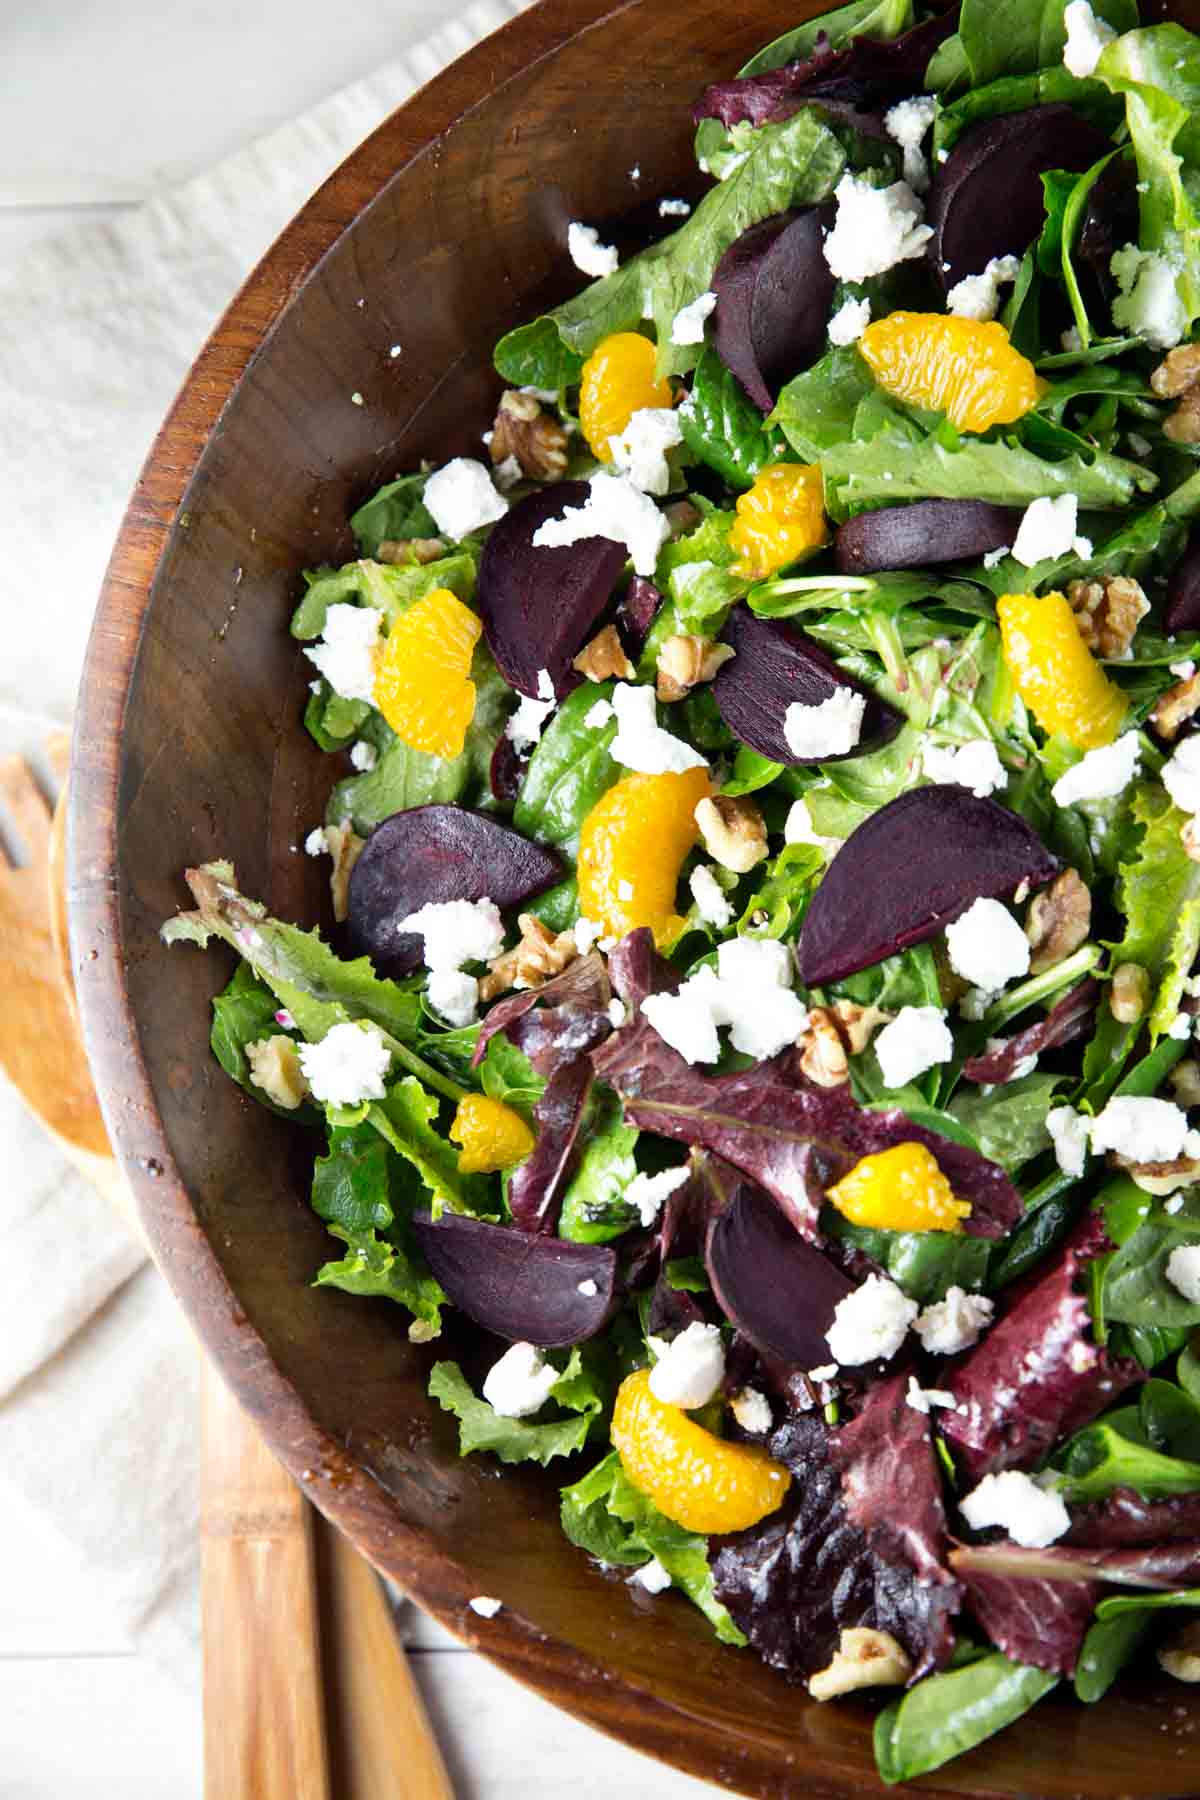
[712, 209, 836, 412]
[476, 483, 628, 697]
[712, 606, 903, 764]
[410, 1210, 618, 1345]
[928, 107, 1112, 290]
[706, 1182, 854, 1365]
[836, 500, 1021, 574]
[347, 805, 562, 976]
[797, 785, 1060, 986]
[1166, 529, 1200, 636]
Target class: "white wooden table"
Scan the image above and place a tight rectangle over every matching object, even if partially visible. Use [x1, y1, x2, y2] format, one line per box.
[0, 4, 723, 1794]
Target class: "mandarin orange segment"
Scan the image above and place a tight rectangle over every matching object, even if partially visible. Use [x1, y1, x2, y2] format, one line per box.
[577, 766, 712, 946]
[827, 1142, 971, 1233]
[579, 332, 674, 461]
[449, 1093, 535, 1173]
[728, 462, 828, 579]
[996, 590, 1127, 750]
[858, 312, 1041, 434]
[373, 587, 482, 759]
[611, 1368, 791, 1533]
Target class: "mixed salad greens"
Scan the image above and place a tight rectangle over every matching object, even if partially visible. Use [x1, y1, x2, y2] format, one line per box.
[165, 0, 1200, 1781]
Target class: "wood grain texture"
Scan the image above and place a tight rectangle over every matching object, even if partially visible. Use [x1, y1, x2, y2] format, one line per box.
[66, 0, 1200, 1794]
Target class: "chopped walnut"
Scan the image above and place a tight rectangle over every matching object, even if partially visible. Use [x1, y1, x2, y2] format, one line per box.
[694, 795, 768, 874]
[1114, 1154, 1200, 1196]
[573, 624, 635, 682]
[655, 634, 734, 702]
[478, 912, 578, 1002]
[1110, 961, 1150, 1024]
[324, 822, 364, 923]
[1171, 1059, 1200, 1108]
[245, 1036, 309, 1110]
[488, 389, 569, 481]
[1159, 1620, 1200, 1683]
[798, 1001, 891, 1088]
[809, 1628, 913, 1702]
[1151, 345, 1200, 399]
[1165, 389, 1200, 445]
[1152, 672, 1200, 742]
[1184, 818, 1200, 864]
[1067, 575, 1150, 660]
[376, 536, 448, 565]
[1024, 868, 1091, 976]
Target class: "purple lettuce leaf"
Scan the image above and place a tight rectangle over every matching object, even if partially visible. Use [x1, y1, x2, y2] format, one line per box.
[963, 979, 1101, 1085]
[507, 1059, 593, 1233]
[950, 1537, 1200, 1591]
[646, 1153, 733, 1336]
[472, 950, 611, 1068]
[953, 1562, 1098, 1677]
[942, 1216, 1145, 1481]
[616, 577, 662, 658]
[606, 927, 678, 1010]
[1067, 1487, 1200, 1547]
[508, 1002, 611, 1076]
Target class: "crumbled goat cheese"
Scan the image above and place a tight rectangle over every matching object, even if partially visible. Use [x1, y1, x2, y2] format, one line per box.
[607, 681, 708, 775]
[1090, 1095, 1200, 1163]
[884, 95, 937, 192]
[422, 457, 508, 539]
[1163, 735, 1200, 816]
[874, 1005, 954, 1089]
[535, 668, 555, 700]
[1010, 493, 1088, 567]
[649, 1321, 726, 1408]
[960, 1471, 1071, 1548]
[827, 296, 872, 346]
[607, 998, 628, 1028]
[567, 221, 619, 278]
[914, 1285, 994, 1356]
[584, 697, 615, 730]
[1170, 1012, 1195, 1041]
[297, 1022, 392, 1107]
[574, 916, 604, 954]
[468, 1595, 503, 1617]
[959, 986, 993, 1022]
[905, 1376, 958, 1415]
[1052, 732, 1141, 807]
[658, 197, 692, 218]
[482, 1342, 559, 1418]
[730, 1387, 772, 1434]
[399, 897, 506, 972]
[577, 1278, 600, 1299]
[921, 738, 1007, 798]
[349, 739, 378, 773]
[671, 290, 718, 346]
[826, 1275, 918, 1365]
[305, 826, 332, 856]
[946, 897, 1031, 992]
[303, 602, 380, 703]
[531, 470, 669, 577]
[629, 1558, 672, 1594]
[1047, 1105, 1091, 1178]
[689, 864, 733, 928]
[808, 1364, 839, 1383]
[640, 938, 808, 1063]
[1171, 659, 1197, 679]
[506, 692, 556, 752]
[1166, 1245, 1200, 1303]
[493, 454, 523, 492]
[1069, 1339, 1098, 1374]
[1063, 0, 1117, 78]
[982, 546, 1008, 571]
[946, 255, 1021, 322]
[607, 406, 684, 495]
[641, 969, 725, 1064]
[625, 1165, 689, 1228]
[783, 688, 866, 760]
[823, 173, 933, 282]
[427, 970, 479, 1028]
[1111, 244, 1187, 351]
[784, 797, 841, 858]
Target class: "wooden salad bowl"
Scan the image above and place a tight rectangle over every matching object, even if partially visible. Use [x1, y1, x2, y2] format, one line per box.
[68, 0, 1200, 1793]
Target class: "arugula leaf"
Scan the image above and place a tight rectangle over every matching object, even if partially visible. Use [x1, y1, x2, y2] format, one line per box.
[210, 964, 311, 1117]
[513, 681, 621, 861]
[874, 1652, 1057, 1785]
[349, 474, 438, 556]
[949, 1072, 1062, 1173]
[311, 1123, 444, 1329]
[679, 347, 791, 488]
[429, 1356, 598, 1466]
[558, 1092, 640, 1243]
[823, 1216, 992, 1302]
[290, 553, 475, 639]
[367, 1076, 490, 1219]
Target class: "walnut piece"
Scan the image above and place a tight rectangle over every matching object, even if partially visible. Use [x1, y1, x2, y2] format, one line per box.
[1170, 1059, 1200, 1108]
[809, 1628, 913, 1702]
[245, 1036, 309, 1110]
[1110, 961, 1150, 1024]
[694, 795, 768, 874]
[1116, 1154, 1200, 1196]
[1151, 347, 1200, 443]
[573, 624, 635, 682]
[376, 536, 447, 565]
[478, 912, 578, 1003]
[655, 634, 734, 702]
[1159, 1620, 1200, 1683]
[798, 1001, 891, 1088]
[1152, 672, 1200, 742]
[324, 822, 364, 924]
[488, 389, 569, 481]
[1165, 390, 1200, 445]
[1024, 868, 1091, 975]
[1067, 575, 1150, 660]
[1184, 817, 1200, 864]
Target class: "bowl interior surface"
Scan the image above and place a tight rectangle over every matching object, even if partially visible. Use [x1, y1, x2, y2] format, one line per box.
[70, 1, 1200, 1794]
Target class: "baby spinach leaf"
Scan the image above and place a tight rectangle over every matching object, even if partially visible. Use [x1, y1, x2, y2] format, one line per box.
[937, 66, 1120, 154]
[991, 1184, 1082, 1290]
[824, 1217, 992, 1302]
[771, 347, 876, 462]
[558, 1092, 640, 1244]
[210, 964, 311, 1118]
[429, 1356, 597, 1466]
[513, 680, 620, 859]
[873, 1652, 1057, 1785]
[349, 473, 438, 556]
[1179, 1340, 1200, 1402]
[956, 0, 1136, 89]
[311, 1122, 445, 1329]
[493, 316, 585, 390]
[1104, 1203, 1200, 1335]
[1074, 1607, 1154, 1702]
[679, 347, 791, 488]
[722, 746, 787, 795]
[1141, 1377, 1200, 1461]
[949, 1072, 1062, 1174]
[1052, 1411, 1200, 1502]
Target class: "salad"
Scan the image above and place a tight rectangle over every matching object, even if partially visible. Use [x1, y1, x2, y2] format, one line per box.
[165, 0, 1200, 1782]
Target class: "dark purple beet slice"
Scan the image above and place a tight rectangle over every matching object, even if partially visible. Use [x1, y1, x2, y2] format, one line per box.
[410, 1208, 618, 1345]
[706, 1182, 853, 1365]
[616, 576, 663, 657]
[797, 785, 1060, 987]
[711, 606, 903, 765]
[836, 500, 1021, 575]
[928, 107, 1113, 291]
[476, 483, 627, 697]
[1166, 530, 1200, 635]
[712, 208, 836, 413]
[346, 805, 562, 977]
[489, 733, 527, 808]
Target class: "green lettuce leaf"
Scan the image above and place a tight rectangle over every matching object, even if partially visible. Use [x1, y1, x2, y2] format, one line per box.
[349, 474, 439, 556]
[290, 553, 476, 639]
[678, 346, 791, 488]
[956, 0, 1136, 87]
[513, 680, 620, 859]
[428, 1355, 601, 1465]
[210, 964, 314, 1118]
[558, 1091, 640, 1243]
[367, 1076, 490, 1219]
[949, 1071, 1063, 1173]
[823, 1217, 991, 1301]
[311, 1122, 445, 1329]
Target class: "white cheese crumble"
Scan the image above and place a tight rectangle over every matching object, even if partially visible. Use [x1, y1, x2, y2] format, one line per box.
[1166, 1245, 1200, 1303]
[808, 1363, 839, 1383]
[303, 603, 380, 703]
[1172, 659, 1198, 679]
[629, 1557, 672, 1594]
[827, 296, 872, 346]
[689, 864, 733, 928]
[1047, 1105, 1091, 1178]
[567, 221, 619, 278]
[823, 173, 933, 282]
[423, 457, 508, 539]
[641, 968, 725, 1065]
[826, 1275, 918, 1365]
[1170, 1012, 1195, 1041]
[607, 998, 628, 1028]
[608, 681, 708, 775]
[874, 1005, 954, 1089]
[584, 697, 615, 730]
[884, 95, 937, 193]
[349, 739, 378, 773]
[305, 826, 332, 857]
[649, 1321, 725, 1408]
[625, 1165, 689, 1228]
[784, 796, 841, 858]
[905, 1376, 958, 1415]
[671, 290, 718, 346]
[730, 1386, 772, 1434]
[427, 970, 480, 1028]
[982, 546, 1008, 571]
[1010, 493, 1089, 567]
[1111, 244, 1187, 351]
[946, 897, 1031, 992]
[639, 938, 809, 1063]
[659, 197, 692, 218]
[783, 688, 866, 760]
[531, 470, 669, 577]
[573, 916, 604, 954]
[297, 1022, 392, 1107]
[946, 254, 1021, 322]
[482, 1342, 559, 1418]
[1052, 732, 1141, 807]
[399, 897, 506, 972]
[913, 1285, 994, 1356]
[921, 738, 1007, 798]
[506, 692, 556, 753]
[1163, 735, 1200, 816]
[607, 406, 684, 495]
[577, 1278, 599, 1297]
[1090, 1095, 1200, 1163]
[960, 1471, 1071, 1548]
[468, 1595, 503, 1617]
[1063, 0, 1117, 79]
